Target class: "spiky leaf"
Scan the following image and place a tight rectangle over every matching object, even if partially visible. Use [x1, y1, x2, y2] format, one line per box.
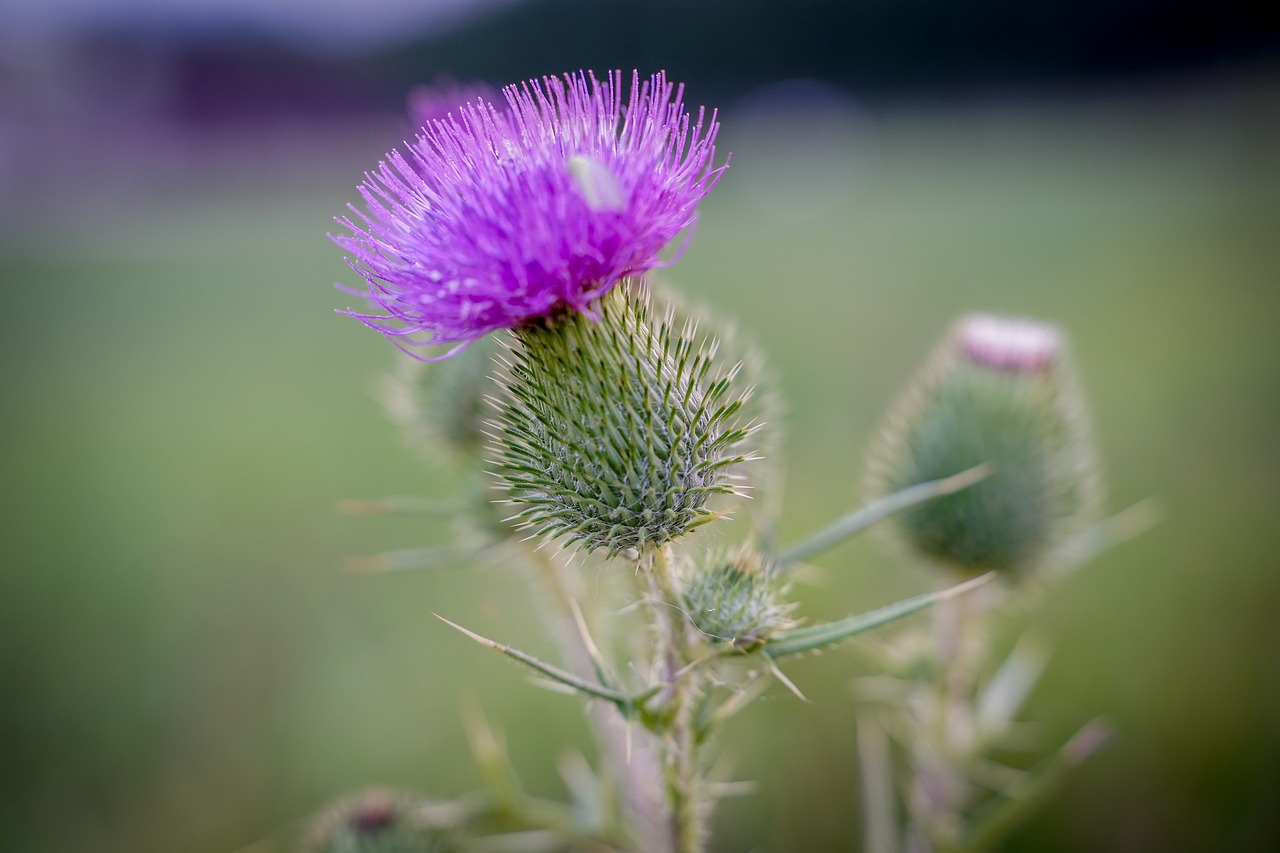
[762, 573, 992, 659]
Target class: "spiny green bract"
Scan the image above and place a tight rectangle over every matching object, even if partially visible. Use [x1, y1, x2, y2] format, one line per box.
[683, 550, 795, 650]
[870, 348, 1100, 575]
[648, 280, 786, 543]
[492, 284, 755, 558]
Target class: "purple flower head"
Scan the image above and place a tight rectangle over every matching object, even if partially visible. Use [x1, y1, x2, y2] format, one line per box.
[334, 70, 727, 359]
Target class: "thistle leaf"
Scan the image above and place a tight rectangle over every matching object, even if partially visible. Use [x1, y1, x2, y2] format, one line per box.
[434, 614, 629, 707]
[776, 464, 991, 568]
[975, 639, 1049, 734]
[962, 720, 1112, 853]
[1055, 498, 1161, 575]
[761, 573, 993, 659]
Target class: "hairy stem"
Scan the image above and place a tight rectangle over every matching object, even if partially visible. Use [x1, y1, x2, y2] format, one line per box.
[857, 710, 899, 853]
[524, 548, 668, 852]
[906, 593, 981, 853]
[650, 545, 705, 853]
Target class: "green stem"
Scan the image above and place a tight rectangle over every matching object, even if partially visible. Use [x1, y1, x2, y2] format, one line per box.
[856, 711, 899, 853]
[650, 545, 705, 853]
[909, 592, 985, 853]
[523, 548, 668, 851]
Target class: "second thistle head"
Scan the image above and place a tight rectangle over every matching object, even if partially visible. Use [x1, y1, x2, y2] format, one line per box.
[867, 313, 1102, 576]
[491, 285, 755, 559]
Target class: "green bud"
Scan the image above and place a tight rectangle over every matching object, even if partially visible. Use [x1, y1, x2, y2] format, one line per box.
[378, 337, 519, 552]
[302, 790, 459, 853]
[492, 282, 755, 558]
[683, 549, 795, 651]
[867, 314, 1102, 575]
[380, 336, 497, 465]
[648, 280, 786, 544]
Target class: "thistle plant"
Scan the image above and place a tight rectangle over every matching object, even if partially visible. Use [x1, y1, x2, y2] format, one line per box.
[854, 314, 1153, 853]
[866, 314, 1102, 576]
[315, 70, 1145, 853]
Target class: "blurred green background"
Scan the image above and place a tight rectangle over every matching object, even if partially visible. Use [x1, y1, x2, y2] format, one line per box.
[3, 3, 1280, 851]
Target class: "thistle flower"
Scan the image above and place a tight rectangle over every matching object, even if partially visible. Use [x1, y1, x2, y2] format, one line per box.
[492, 285, 754, 558]
[334, 70, 725, 359]
[867, 313, 1102, 575]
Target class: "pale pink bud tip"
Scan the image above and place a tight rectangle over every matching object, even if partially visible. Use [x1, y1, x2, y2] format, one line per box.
[958, 313, 1061, 373]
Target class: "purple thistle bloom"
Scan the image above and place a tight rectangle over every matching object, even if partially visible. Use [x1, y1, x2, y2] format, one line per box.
[333, 70, 727, 359]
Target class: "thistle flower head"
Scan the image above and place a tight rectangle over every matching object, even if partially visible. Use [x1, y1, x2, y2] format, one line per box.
[334, 70, 725, 358]
[492, 285, 754, 558]
[867, 313, 1102, 575]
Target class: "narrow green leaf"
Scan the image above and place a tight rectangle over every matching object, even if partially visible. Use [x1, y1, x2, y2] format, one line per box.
[1056, 498, 1161, 575]
[963, 720, 1112, 853]
[566, 596, 619, 692]
[434, 614, 630, 706]
[761, 573, 994, 659]
[776, 463, 991, 568]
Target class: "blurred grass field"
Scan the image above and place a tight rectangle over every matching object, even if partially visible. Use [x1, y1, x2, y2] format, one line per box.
[2, 79, 1278, 852]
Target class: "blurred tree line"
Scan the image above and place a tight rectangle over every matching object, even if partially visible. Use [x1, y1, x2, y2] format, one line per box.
[124, 0, 1278, 121]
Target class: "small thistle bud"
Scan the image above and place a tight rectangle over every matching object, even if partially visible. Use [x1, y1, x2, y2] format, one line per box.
[492, 284, 754, 557]
[683, 549, 796, 651]
[380, 336, 496, 465]
[867, 313, 1102, 575]
[303, 789, 459, 853]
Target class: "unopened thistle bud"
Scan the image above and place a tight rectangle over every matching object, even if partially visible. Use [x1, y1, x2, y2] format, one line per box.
[380, 336, 497, 465]
[302, 790, 459, 853]
[492, 285, 754, 558]
[867, 313, 1101, 575]
[683, 549, 795, 650]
